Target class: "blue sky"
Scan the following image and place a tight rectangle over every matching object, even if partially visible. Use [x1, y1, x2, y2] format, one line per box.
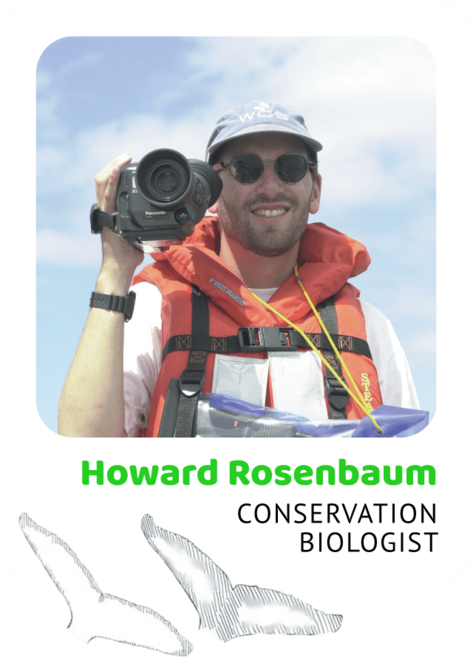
[36, 37, 436, 432]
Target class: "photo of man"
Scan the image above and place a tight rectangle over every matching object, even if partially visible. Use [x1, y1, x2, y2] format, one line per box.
[35, 38, 435, 436]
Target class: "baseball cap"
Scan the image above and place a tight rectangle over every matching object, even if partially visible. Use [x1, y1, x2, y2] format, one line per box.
[206, 100, 323, 162]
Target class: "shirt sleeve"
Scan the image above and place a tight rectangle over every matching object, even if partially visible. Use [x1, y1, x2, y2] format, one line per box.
[360, 299, 420, 410]
[123, 281, 163, 437]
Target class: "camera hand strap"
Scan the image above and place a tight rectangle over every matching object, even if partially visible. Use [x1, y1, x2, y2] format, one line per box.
[90, 203, 118, 234]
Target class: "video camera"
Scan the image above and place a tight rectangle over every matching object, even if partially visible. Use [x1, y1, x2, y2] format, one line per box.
[90, 149, 222, 252]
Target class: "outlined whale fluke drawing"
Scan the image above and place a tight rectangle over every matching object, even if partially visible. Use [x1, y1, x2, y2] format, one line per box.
[19, 513, 193, 656]
[141, 515, 343, 642]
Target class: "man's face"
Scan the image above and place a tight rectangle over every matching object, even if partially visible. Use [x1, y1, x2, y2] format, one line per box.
[210, 133, 322, 257]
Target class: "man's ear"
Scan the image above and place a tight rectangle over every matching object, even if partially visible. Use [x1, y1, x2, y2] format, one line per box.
[309, 174, 322, 215]
[208, 199, 219, 214]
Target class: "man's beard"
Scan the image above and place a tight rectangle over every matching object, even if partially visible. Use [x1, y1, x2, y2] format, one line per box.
[218, 193, 311, 257]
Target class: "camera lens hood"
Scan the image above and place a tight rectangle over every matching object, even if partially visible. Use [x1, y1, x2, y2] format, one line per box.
[187, 159, 223, 207]
[136, 149, 192, 207]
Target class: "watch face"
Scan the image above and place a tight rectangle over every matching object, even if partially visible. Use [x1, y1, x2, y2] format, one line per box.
[125, 291, 136, 321]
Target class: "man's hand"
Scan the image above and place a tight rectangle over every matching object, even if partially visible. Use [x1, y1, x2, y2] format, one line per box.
[95, 152, 131, 213]
[94, 153, 143, 294]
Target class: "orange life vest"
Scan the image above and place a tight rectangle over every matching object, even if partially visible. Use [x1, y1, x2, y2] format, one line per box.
[133, 217, 382, 436]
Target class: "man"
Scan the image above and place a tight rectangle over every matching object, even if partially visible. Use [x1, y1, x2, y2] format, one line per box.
[58, 101, 419, 437]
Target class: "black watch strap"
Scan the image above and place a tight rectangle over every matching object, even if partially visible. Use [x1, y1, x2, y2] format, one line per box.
[89, 291, 136, 322]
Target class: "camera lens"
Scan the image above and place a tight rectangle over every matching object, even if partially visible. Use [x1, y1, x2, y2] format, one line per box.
[157, 170, 180, 193]
[136, 149, 191, 206]
[147, 162, 187, 202]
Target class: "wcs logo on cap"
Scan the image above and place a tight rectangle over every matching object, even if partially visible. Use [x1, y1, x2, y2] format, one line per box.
[239, 101, 289, 123]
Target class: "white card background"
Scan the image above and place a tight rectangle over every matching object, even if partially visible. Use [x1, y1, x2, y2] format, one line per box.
[1, 1, 472, 659]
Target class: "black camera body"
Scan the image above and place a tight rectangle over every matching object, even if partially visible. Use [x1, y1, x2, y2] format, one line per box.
[91, 149, 222, 252]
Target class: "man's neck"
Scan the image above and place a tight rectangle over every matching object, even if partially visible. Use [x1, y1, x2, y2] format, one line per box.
[219, 231, 299, 289]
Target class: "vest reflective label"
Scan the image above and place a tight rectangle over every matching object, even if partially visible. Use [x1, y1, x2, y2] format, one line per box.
[269, 352, 328, 421]
[212, 355, 269, 407]
[211, 353, 329, 421]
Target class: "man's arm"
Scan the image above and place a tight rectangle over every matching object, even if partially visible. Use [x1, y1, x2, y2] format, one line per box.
[360, 299, 420, 410]
[58, 153, 144, 437]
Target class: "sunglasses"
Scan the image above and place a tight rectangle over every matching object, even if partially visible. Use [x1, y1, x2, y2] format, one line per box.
[213, 153, 316, 184]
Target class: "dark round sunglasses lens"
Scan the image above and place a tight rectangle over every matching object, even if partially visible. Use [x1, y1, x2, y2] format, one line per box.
[230, 155, 263, 183]
[276, 155, 307, 182]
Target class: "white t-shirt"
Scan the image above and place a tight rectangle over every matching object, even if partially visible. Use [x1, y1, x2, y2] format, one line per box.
[123, 281, 420, 437]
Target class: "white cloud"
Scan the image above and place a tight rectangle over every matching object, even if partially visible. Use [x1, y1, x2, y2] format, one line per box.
[37, 113, 212, 199]
[37, 228, 103, 266]
[193, 38, 435, 205]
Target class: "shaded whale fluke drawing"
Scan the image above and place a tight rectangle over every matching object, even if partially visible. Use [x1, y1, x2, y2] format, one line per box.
[141, 514, 343, 642]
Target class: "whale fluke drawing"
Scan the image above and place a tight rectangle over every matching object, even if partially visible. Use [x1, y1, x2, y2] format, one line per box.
[141, 515, 343, 642]
[19, 513, 193, 655]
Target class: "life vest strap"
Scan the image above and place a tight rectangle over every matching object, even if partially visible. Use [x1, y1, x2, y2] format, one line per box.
[162, 329, 372, 361]
[159, 287, 374, 434]
[318, 293, 348, 419]
[172, 285, 209, 437]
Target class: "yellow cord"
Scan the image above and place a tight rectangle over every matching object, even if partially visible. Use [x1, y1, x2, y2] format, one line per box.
[250, 291, 375, 422]
[294, 264, 368, 408]
[250, 269, 382, 435]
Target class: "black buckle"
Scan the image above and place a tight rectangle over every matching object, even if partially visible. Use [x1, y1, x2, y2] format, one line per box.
[325, 376, 350, 410]
[124, 291, 136, 322]
[238, 327, 297, 352]
[179, 368, 206, 397]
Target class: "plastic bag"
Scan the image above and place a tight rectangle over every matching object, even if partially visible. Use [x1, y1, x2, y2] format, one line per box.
[195, 393, 429, 438]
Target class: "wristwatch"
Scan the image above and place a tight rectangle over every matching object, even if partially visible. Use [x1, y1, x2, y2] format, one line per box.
[89, 291, 136, 322]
